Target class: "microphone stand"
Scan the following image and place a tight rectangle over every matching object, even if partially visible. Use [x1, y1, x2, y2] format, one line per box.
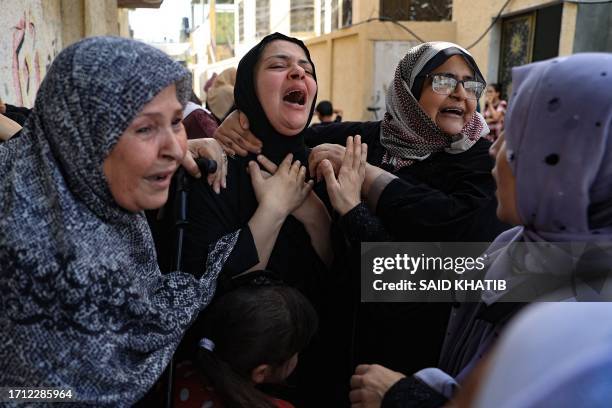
[165, 158, 217, 408]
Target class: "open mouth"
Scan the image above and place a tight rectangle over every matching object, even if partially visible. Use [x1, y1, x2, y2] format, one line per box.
[440, 107, 464, 116]
[146, 171, 173, 183]
[283, 89, 306, 106]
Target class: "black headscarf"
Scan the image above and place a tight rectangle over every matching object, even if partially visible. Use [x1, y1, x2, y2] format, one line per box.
[234, 32, 318, 164]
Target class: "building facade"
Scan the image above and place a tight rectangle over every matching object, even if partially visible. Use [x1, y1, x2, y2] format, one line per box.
[305, 0, 612, 120]
[456, 0, 612, 99]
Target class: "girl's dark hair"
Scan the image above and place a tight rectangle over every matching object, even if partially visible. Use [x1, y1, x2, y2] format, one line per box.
[195, 284, 318, 408]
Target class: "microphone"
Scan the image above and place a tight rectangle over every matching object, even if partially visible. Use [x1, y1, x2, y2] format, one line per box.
[175, 158, 217, 196]
[195, 157, 217, 176]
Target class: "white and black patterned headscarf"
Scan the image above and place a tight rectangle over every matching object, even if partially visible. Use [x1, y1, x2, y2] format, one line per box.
[0, 37, 237, 405]
[380, 42, 490, 170]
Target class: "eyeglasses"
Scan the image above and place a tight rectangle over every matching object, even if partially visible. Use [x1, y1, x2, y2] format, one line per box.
[424, 73, 485, 100]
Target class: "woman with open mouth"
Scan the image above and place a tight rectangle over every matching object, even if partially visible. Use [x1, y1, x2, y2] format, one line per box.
[310, 40, 511, 391]
[179, 33, 352, 406]
[214, 41, 510, 384]
[0, 36, 230, 405]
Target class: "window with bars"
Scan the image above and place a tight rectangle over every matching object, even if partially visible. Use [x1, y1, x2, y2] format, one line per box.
[342, 0, 352, 26]
[256, 0, 270, 38]
[320, 0, 326, 34]
[379, 0, 451, 21]
[498, 4, 562, 99]
[238, 0, 244, 42]
[332, 0, 339, 30]
[291, 0, 315, 33]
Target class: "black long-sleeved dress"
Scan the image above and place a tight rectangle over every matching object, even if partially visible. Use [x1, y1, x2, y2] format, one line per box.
[305, 120, 509, 377]
[181, 153, 332, 300]
[180, 152, 353, 406]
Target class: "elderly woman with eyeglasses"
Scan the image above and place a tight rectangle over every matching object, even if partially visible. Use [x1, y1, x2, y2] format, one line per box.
[218, 41, 506, 242]
[309, 42, 504, 242]
[213, 41, 509, 381]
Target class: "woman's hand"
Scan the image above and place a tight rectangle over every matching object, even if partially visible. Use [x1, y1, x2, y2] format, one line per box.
[256, 154, 333, 267]
[182, 138, 228, 194]
[321, 135, 367, 215]
[248, 153, 314, 218]
[0, 113, 22, 141]
[213, 110, 262, 156]
[349, 364, 406, 408]
[308, 142, 347, 180]
[255, 154, 323, 221]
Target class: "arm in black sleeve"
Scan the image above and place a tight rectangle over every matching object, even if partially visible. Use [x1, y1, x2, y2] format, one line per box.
[374, 141, 507, 242]
[304, 120, 381, 147]
[181, 179, 259, 279]
[339, 202, 393, 243]
[381, 376, 448, 408]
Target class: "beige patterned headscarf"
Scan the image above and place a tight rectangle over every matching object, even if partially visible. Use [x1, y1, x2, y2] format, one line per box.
[380, 42, 489, 171]
[207, 67, 237, 121]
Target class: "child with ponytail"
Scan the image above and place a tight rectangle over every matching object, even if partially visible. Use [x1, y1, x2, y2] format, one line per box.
[174, 279, 318, 408]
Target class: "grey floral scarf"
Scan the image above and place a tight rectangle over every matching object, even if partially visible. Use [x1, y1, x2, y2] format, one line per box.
[0, 37, 236, 406]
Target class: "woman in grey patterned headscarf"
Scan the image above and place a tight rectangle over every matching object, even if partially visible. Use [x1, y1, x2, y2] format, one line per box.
[0, 36, 235, 405]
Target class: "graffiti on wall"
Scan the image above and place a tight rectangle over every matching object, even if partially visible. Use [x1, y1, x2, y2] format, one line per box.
[11, 9, 59, 107]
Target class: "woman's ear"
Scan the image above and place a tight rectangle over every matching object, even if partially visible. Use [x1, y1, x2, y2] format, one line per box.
[251, 364, 271, 384]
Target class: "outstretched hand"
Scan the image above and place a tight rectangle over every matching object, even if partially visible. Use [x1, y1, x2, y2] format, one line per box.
[248, 153, 314, 218]
[320, 135, 367, 216]
[308, 142, 346, 181]
[257, 154, 328, 223]
[349, 364, 406, 408]
[213, 110, 263, 156]
[183, 138, 228, 194]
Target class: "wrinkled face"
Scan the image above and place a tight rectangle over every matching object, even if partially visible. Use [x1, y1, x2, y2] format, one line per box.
[255, 40, 317, 136]
[418, 55, 477, 135]
[103, 84, 187, 212]
[490, 133, 521, 225]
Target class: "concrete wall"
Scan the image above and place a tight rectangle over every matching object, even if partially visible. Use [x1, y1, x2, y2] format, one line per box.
[84, 0, 120, 37]
[2, 0, 124, 108]
[353, 0, 380, 23]
[306, 21, 456, 120]
[61, 0, 85, 47]
[559, 2, 577, 56]
[118, 8, 131, 38]
[62, 0, 120, 47]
